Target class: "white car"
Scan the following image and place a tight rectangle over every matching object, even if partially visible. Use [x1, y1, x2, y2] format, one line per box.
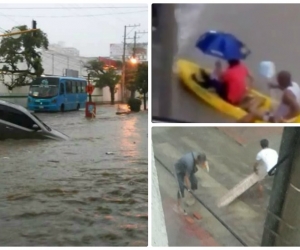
[0, 100, 68, 140]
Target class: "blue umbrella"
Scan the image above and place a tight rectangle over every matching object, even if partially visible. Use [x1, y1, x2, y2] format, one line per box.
[196, 30, 251, 60]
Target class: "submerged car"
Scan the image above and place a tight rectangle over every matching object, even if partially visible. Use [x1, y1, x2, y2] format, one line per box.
[0, 100, 68, 140]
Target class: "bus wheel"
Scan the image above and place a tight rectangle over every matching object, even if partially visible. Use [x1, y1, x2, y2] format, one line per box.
[76, 103, 80, 110]
[60, 104, 65, 112]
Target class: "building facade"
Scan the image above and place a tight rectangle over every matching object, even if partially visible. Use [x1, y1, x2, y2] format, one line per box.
[109, 43, 148, 62]
[0, 43, 122, 105]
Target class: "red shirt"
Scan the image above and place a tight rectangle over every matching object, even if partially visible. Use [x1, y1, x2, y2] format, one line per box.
[221, 63, 249, 105]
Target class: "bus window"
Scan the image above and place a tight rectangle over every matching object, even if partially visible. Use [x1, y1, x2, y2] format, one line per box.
[71, 81, 77, 93]
[60, 83, 65, 95]
[74, 81, 78, 93]
[78, 82, 82, 93]
[66, 81, 72, 93]
[82, 81, 87, 93]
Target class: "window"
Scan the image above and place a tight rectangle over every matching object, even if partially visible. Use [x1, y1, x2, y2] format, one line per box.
[0, 105, 37, 129]
[66, 81, 72, 93]
[76, 81, 79, 93]
[31, 77, 59, 86]
[0, 104, 6, 120]
[60, 83, 65, 95]
[82, 81, 87, 93]
[71, 81, 77, 93]
[78, 82, 82, 93]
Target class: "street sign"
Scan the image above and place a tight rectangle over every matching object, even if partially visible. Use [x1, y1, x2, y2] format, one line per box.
[10, 28, 21, 39]
[86, 83, 95, 95]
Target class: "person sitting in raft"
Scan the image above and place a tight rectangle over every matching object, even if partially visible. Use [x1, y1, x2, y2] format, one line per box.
[221, 59, 254, 106]
[193, 59, 255, 108]
[210, 60, 223, 80]
[238, 71, 300, 123]
[192, 60, 221, 88]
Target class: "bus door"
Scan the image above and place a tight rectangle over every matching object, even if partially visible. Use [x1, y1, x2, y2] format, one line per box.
[74, 81, 79, 106]
[65, 80, 74, 110]
[59, 79, 68, 108]
[59, 80, 67, 107]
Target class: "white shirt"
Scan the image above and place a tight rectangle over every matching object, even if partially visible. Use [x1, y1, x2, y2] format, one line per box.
[289, 82, 300, 105]
[274, 81, 300, 118]
[256, 148, 278, 172]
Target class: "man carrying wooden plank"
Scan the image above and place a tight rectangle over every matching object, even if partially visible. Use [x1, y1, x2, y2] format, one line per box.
[254, 139, 278, 197]
[174, 152, 209, 213]
[218, 139, 278, 207]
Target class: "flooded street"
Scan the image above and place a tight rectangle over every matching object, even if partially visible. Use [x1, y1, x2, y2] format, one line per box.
[0, 105, 148, 246]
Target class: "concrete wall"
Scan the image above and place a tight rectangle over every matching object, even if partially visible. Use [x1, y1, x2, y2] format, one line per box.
[91, 84, 122, 104]
[176, 4, 300, 93]
[152, 141, 168, 246]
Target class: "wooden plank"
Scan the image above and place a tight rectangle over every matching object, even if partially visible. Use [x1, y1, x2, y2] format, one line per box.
[217, 172, 264, 208]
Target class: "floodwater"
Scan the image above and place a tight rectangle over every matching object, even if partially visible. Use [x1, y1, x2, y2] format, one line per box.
[0, 105, 148, 246]
[153, 4, 298, 122]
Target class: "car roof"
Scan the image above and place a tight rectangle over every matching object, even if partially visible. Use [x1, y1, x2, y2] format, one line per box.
[0, 100, 30, 113]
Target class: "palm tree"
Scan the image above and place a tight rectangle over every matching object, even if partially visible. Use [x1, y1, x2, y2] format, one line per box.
[84, 60, 121, 105]
[95, 67, 120, 105]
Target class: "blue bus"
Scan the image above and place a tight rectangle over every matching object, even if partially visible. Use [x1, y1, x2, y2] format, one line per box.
[27, 76, 87, 112]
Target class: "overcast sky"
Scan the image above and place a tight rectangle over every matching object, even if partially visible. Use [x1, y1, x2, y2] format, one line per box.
[0, 3, 148, 57]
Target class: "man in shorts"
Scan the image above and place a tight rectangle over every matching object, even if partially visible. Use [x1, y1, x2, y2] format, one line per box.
[174, 152, 209, 213]
[253, 139, 278, 197]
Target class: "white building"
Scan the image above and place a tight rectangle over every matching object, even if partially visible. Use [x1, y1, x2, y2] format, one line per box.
[110, 43, 148, 62]
[0, 43, 122, 105]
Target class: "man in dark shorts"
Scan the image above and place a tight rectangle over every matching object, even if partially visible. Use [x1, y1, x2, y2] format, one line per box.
[174, 152, 209, 213]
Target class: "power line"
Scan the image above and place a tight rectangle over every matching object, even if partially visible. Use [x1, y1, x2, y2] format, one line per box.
[0, 11, 21, 26]
[2, 10, 147, 18]
[69, 3, 122, 35]
[0, 6, 147, 10]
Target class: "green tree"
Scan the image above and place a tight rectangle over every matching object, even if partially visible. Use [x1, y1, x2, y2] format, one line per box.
[134, 62, 148, 110]
[85, 59, 121, 105]
[0, 25, 49, 90]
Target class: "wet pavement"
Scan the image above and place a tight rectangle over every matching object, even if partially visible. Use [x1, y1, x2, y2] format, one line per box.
[0, 105, 148, 246]
[152, 127, 283, 246]
[152, 4, 300, 123]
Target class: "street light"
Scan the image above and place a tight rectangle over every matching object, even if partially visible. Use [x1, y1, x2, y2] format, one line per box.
[130, 57, 138, 64]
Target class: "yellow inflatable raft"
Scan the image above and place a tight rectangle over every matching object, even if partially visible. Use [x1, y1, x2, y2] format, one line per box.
[176, 59, 300, 123]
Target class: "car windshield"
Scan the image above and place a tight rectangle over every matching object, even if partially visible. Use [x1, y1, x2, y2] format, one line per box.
[29, 77, 59, 98]
[31, 113, 51, 131]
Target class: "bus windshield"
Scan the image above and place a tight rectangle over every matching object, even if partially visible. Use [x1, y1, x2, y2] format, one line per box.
[29, 77, 60, 98]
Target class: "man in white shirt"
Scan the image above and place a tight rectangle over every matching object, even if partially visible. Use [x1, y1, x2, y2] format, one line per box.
[253, 139, 278, 197]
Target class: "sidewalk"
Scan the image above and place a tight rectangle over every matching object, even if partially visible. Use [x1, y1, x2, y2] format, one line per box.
[217, 127, 283, 146]
[153, 127, 283, 246]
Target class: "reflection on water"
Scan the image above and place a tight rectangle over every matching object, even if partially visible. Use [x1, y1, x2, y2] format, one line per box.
[0, 106, 148, 246]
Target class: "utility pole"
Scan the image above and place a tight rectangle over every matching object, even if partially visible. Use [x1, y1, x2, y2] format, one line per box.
[262, 128, 300, 246]
[135, 31, 148, 60]
[0, 19, 39, 38]
[133, 31, 137, 58]
[272, 128, 300, 246]
[121, 24, 140, 103]
[52, 54, 54, 75]
[155, 5, 177, 118]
